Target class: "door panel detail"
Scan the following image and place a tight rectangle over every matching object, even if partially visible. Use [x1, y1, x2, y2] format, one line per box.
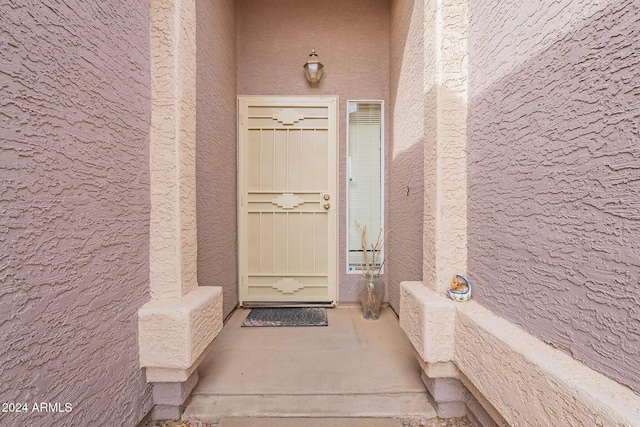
[272, 109, 305, 125]
[272, 193, 304, 210]
[273, 278, 304, 294]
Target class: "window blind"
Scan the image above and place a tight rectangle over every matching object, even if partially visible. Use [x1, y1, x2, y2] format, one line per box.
[347, 102, 383, 270]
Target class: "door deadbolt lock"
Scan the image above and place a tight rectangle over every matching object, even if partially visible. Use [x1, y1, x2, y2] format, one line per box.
[323, 203, 330, 210]
[323, 194, 330, 200]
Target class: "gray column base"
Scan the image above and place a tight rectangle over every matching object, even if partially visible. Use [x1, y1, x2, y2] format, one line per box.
[422, 373, 467, 418]
[421, 371, 504, 426]
[150, 370, 199, 420]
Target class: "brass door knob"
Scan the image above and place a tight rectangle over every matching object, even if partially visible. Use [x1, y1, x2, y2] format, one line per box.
[323, 203, 330, 210]
[323, 194, 330, 200]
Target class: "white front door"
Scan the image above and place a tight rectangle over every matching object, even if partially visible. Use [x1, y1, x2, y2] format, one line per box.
[238, 96, 338, 305]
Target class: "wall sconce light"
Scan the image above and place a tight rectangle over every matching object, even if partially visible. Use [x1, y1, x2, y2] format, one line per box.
[303, 49, 324, 83]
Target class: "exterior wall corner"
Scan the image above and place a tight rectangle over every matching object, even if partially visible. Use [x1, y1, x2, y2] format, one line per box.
[142, 2, 225, 416]
[422, 0, 469, 295]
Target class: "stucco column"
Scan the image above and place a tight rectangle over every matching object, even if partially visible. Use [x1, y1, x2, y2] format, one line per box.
[138, 0, 223, 393]
[423, 0, 468, 294]
[411, 0, 471, 418]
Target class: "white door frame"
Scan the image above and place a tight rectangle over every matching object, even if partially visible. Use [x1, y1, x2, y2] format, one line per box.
[237, 95, 339, 306]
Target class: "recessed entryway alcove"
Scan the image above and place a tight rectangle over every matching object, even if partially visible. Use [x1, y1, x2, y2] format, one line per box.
[194, 0, 437, 314]
[142, 0, 464, 420]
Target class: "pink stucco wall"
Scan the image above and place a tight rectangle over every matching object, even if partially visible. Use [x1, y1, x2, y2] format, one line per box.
[236, 0, 390, 304]
[388, 0, 425, 311]
[196, 0, 238, 319]
[467, 0, 640, 393]
[0, 1, 152, 425]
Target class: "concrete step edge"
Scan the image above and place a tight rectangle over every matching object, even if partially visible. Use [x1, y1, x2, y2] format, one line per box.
[191, 391, 430, 397]
[183, 393, 437, 423]
[217, 417, 405, 427]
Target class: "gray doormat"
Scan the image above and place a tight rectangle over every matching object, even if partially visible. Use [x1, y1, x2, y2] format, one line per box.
[241, 307, 328, 327]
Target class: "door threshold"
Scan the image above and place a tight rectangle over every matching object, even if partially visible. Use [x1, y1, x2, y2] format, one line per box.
[241, 301, 335, 308]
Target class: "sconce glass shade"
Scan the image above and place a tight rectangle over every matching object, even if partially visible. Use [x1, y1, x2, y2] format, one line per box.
[303, 49, 324, 83]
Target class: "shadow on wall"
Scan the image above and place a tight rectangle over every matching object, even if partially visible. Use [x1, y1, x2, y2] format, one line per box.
[387, 145, 425, 310]
[196, 0, 238, 319]
[468, 0, 640, 393]
[387, 0, 425, 311]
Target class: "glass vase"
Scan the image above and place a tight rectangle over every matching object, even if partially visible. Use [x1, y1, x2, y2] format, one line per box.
[358, 274, 385, 320]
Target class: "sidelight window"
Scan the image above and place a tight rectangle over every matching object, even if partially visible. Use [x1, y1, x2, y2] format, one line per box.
[346, 101, 384, 273]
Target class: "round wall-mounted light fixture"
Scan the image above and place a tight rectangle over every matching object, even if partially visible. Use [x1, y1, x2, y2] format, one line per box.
[303, 49, 324, 83]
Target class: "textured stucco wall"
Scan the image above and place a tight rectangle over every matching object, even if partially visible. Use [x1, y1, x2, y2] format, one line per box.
[388, 0, 425, 310]
[236, 0, 390, 304]
[0, 1, 152, 425]
[400, 281, 640, 426]
[196, 0, 238, 319]
[468, 0, 640, 393]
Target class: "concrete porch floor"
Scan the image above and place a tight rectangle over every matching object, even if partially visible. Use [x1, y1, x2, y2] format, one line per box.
[183, 307, 438, 424]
